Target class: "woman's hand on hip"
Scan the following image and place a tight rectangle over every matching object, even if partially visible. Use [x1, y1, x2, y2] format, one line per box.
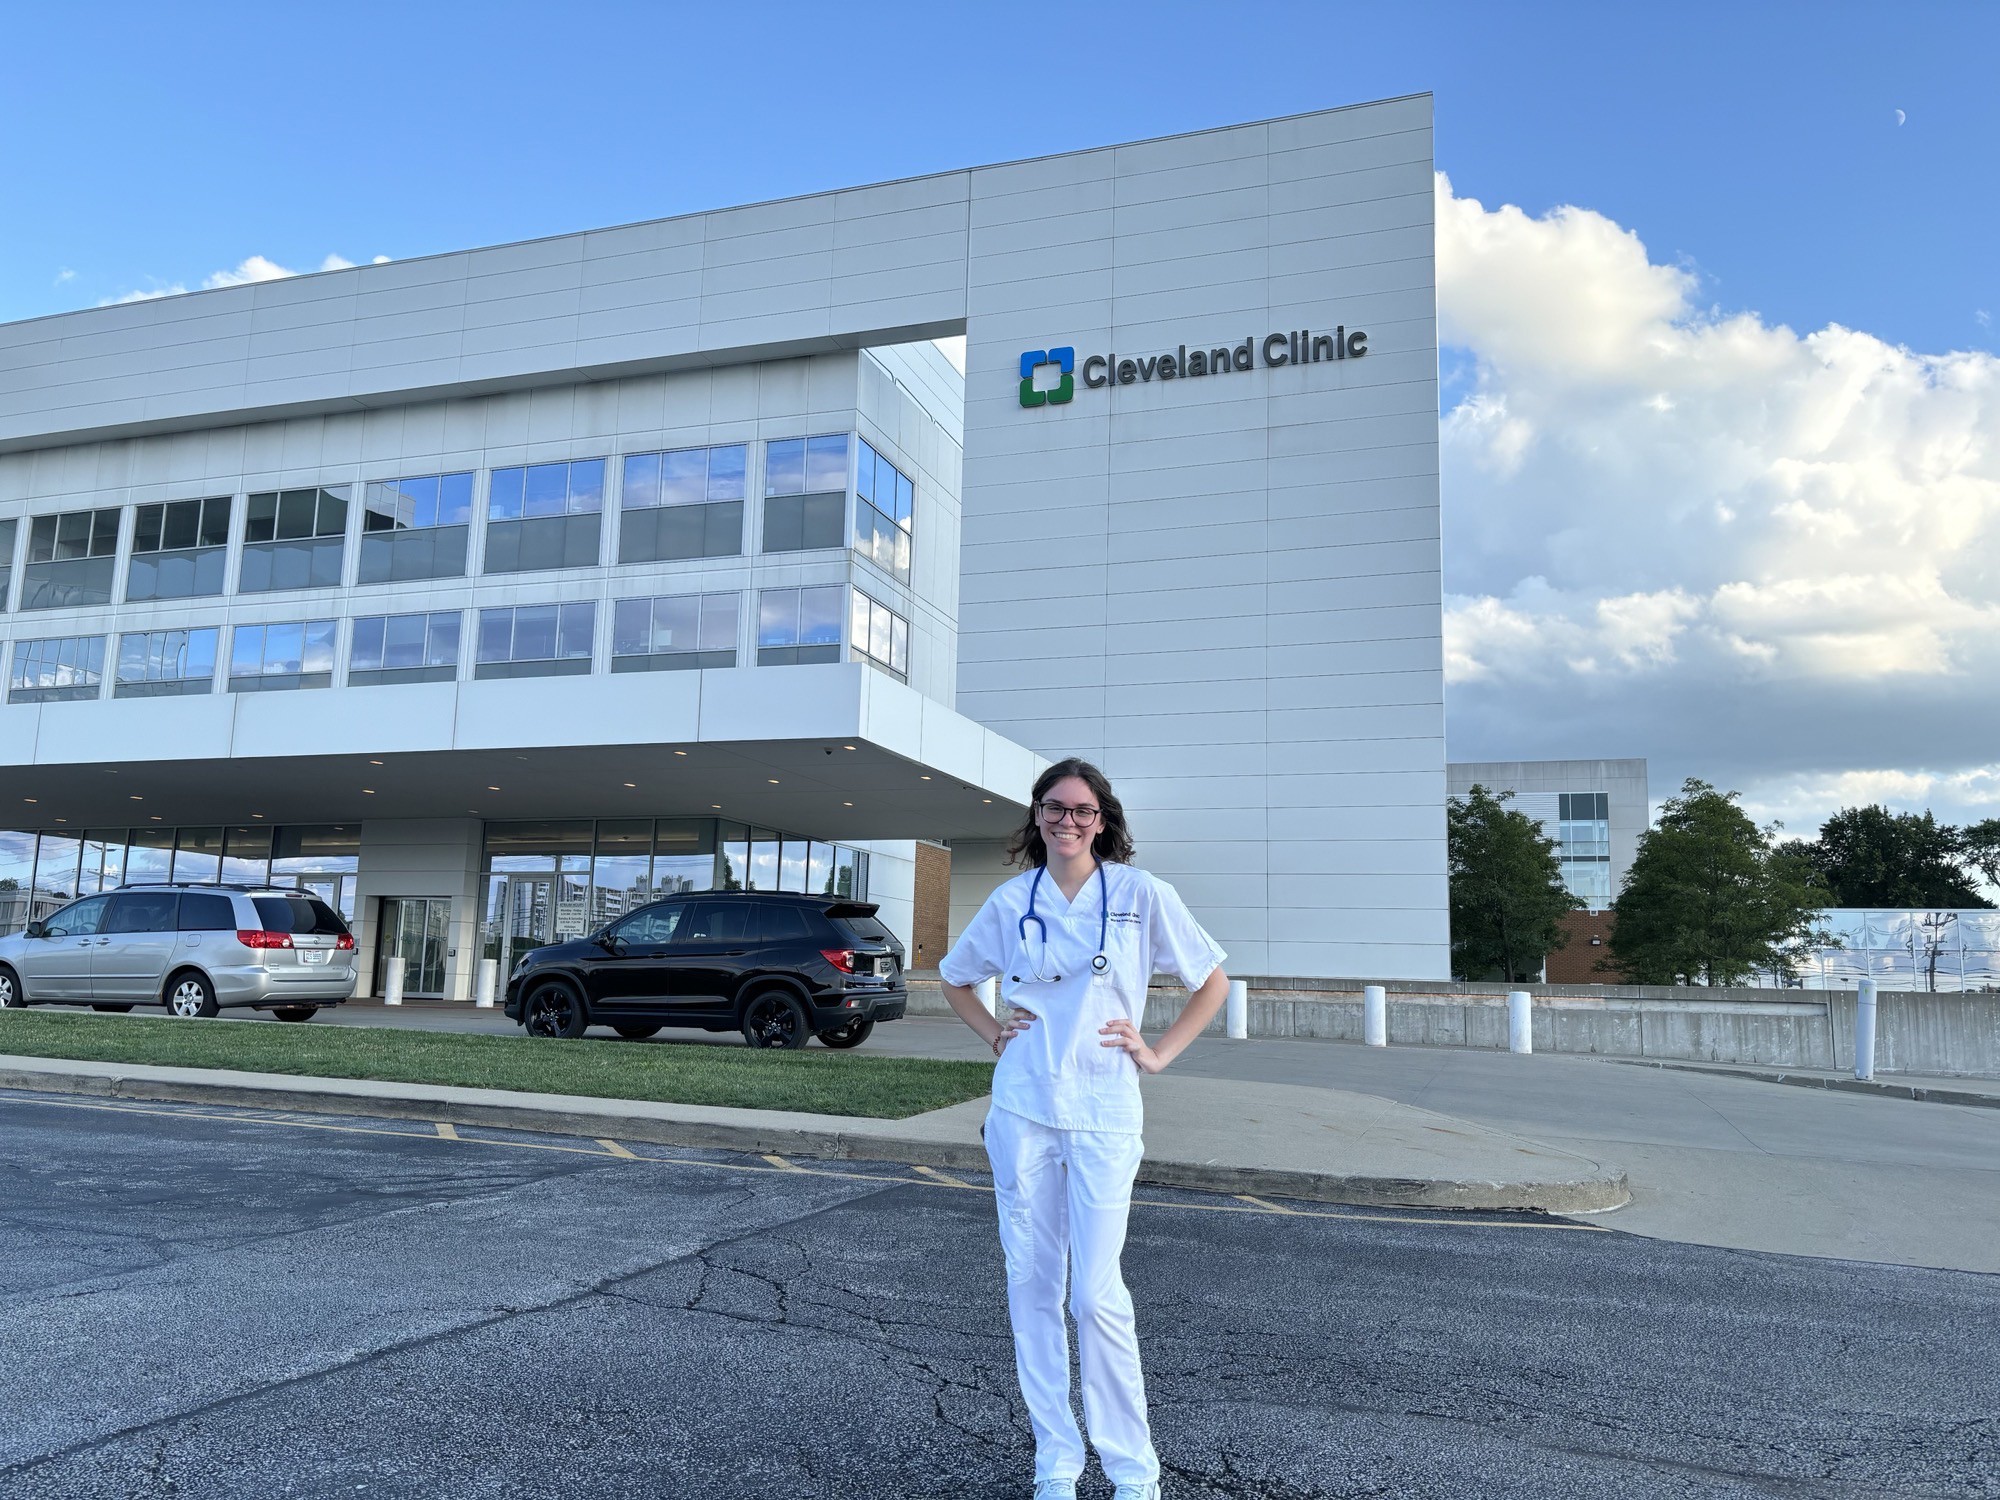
[994, 1007, 1035, 1057]
[1099, 1018, 1165, 1074]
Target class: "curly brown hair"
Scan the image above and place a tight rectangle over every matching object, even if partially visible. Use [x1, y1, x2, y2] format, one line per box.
[1005, 757, 1136, 868]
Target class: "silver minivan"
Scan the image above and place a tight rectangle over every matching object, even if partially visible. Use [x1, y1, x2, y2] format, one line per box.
[0, 884, 358, 1020]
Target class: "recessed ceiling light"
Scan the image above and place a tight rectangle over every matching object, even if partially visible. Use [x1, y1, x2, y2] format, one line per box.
[623, 782, 636, 788]
[22, 798, 35, 804]
[673, 750, 688, 757]
[711, 804, 722, 810]
[363, 789, 376, 795]
[252, 813, 265, 819]
[487, 785, 500, 791]
[129, 795, 143, 801]
[369, 759, 384, 766]
[920, 775, 932, 781]
[767, 778, 780, 784]
[983, 798, 993, 804]
[843, 745, 855, 751]
[149, 815, 162, 821]
[843, 801, 854, 808]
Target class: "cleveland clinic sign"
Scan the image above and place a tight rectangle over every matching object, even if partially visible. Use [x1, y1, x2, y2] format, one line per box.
[1018, 326, 1369, 408]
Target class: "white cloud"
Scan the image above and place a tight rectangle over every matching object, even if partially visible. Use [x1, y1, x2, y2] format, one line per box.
[1438, 172, 2000, 831]
[53, 268, 75, 286]
[103, 252, 386, 305]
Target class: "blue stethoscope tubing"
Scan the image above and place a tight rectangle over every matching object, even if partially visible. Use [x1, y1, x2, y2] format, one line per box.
[1017, 862, 1110, 981]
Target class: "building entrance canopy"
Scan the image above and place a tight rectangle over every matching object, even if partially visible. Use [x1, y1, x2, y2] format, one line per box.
[1, 662, 1041, 841]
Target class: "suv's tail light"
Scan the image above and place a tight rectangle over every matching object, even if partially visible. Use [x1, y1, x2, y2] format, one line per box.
[820, 949, 859, 974]
[236, 929, 295, 950]
[335, 932, 356, 951]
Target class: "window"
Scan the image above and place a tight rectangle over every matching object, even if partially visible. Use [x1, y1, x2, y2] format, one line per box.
[610, 904, 684, 945]
[612, 592, 737, 673]
[179, 892, 236, 931]
[229, 619, 337, 692]
[474, 602, 596, 679]
[763, 434, 849, 554]
[105, 890, 180, 934]
[0, 517, 18, 610]
[484, 459, 604, 574]
[854, 438, 914, 583]
[115, 627, 219, 699]
[849, 589, 910, 679]
[22, 508, 120, 610]
[620, 446, 745, 562]
[350, 611, 461, 686]
[1557, 792, 1613, 909]
[127, 496, 231, 601]
[251, 894, 347, 934]
[8, 635, 106, 703]
[359, 472, 473, 583]
[241, 487, 350, 592]
[756, 585, 843, 666]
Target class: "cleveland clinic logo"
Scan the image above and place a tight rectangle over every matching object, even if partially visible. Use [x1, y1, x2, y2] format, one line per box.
[1018, 347, 1075, 408]
[1018, 325, 1367, 410]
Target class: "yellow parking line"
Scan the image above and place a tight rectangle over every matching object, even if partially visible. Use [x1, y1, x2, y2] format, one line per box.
[2, 1091, 1606, 1232]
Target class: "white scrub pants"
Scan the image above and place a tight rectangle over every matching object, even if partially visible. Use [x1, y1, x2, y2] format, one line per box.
[984, 1105, 1158, 1488]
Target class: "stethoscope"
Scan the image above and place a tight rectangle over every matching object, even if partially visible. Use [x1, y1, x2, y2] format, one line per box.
[1013, 863, 1110, 983]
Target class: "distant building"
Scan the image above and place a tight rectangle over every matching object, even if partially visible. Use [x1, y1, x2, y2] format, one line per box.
[1445, 759, 1649, 912]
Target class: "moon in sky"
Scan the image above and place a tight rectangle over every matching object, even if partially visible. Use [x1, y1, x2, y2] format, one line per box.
[1895, 108, 1907, 125]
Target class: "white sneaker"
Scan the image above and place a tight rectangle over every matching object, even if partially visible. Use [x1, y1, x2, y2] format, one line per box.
[1032, 1483, 1078, 1500]
[1111, 1484, 1161, 1500]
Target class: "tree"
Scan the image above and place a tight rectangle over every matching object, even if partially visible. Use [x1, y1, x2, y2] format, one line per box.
[1448, 785, 1583, 982]
[1787, 805, 1994, 909]
[1612, 778, 1832, 986]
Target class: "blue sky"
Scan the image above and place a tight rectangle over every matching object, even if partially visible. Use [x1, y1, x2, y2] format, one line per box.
[4, 2, 1992, 354]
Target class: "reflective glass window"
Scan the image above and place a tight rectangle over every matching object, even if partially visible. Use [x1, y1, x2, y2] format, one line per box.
[611, 592, 737, 670]
[849, 588, 909, 679]
[364, 472, 474, 532]
[114, 628, 218, 697]
[228, 620, 337, 690]
[474, 603, 597, 668]
[489, 460, 604, 519]
[349, 611, 461, 680]
[853, 439, 913, 584]
[29, 508, 120, 562]
[0, 517, 17, 609]
[8, 635, 107, 702]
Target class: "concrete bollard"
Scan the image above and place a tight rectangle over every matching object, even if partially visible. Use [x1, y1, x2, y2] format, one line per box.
[976, 976, 999, 1018]
[1226, 979, 1247, 1040]
[1507, 989, 1533, 1054]
[475, 958, 498, 1009]
[1363, 984, 1387, 1047]
[1854, 977, 1878, 1080]
[383, 957, 405, 1007]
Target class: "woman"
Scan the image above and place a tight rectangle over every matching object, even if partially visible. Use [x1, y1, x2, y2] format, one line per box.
[939, 757, 1231, 1500]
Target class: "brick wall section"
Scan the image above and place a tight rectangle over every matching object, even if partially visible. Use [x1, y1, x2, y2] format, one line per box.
[911, 842, 951, 969]
[1547, 910, 1626, 983]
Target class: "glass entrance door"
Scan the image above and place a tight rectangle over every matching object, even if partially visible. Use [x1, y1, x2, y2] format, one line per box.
[377, 897, 450, 999]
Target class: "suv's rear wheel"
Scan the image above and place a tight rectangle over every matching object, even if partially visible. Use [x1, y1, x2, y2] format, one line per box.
[816, 1016, 875, 1049]
[523, 980, 589, 1039]
[0, 966, 25, 1009]
[271, 1006, 319, 1023]
[165, 972, 219, 1019]
[612, 1023, 661, 1041]
[741, 990, 810, 1050]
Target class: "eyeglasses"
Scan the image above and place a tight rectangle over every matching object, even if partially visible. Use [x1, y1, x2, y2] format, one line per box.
[1037, 800, 1101, 829]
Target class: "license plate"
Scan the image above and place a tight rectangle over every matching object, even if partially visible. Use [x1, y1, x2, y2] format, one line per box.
[300, 949, 330, 966]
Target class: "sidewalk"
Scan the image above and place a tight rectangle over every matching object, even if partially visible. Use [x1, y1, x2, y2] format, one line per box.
[1609, 1057, 2000, 1109]
[0, 1052, 1628, 1215]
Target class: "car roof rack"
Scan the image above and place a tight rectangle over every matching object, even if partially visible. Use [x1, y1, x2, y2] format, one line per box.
[113, 881, 300, 893]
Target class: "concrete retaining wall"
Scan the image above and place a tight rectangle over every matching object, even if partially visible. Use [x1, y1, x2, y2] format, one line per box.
[905, 975, 2000, 1080]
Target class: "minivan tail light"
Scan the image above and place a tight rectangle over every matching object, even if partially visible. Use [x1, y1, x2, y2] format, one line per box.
[335, 932, 356, 951]
[820, 949, 859, 974]
[237, 929, 295, 950]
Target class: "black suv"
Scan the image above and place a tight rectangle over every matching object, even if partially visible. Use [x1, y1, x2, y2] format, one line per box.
[502, 892, 907, 1048]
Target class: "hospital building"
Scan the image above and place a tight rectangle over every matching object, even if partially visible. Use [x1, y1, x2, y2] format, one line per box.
[0, 93, 1447, 997]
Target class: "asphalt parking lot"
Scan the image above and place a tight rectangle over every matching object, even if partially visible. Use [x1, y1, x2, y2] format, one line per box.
[2, 1088, 1994, 1499]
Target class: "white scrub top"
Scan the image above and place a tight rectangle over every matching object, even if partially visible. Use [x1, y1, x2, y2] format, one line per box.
[939, 861, 1225, 1135]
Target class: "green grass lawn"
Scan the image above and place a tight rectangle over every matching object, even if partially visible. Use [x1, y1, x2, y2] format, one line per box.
[0, 1010, 993, 1120]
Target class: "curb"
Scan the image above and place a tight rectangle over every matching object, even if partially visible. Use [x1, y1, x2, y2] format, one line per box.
[0, 1061, 1628, 1215]
[1610, 1058, 2000, 1110]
